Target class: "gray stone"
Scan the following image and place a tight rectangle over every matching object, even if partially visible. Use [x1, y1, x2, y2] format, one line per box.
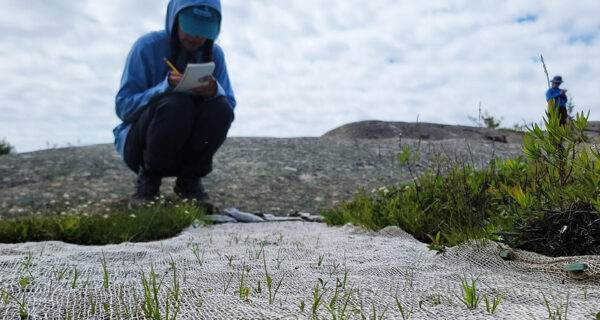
[308, 215, 325, 223]
[298, 212, 312, 219]
[263, 213, 304, 222]
[224, 207, 265, 223]
[298, 212, 324, 222]
[207, 214, 237, 224]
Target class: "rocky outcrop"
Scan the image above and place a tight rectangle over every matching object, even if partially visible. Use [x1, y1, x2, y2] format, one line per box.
[0, 121, 537, 218]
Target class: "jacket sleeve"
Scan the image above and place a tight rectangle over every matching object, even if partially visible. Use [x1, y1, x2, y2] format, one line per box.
[115, 39, 170, 123]
[212, 45, 237, 109]
[546, 88, 561, 101]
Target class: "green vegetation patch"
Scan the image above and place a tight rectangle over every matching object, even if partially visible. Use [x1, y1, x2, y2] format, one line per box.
[0, 199, 209, 245]
[322, 105, 600, 256]
[0, 138, 14, 155]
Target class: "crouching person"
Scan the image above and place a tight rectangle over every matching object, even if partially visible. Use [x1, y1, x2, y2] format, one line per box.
[113, 0, 236, 208]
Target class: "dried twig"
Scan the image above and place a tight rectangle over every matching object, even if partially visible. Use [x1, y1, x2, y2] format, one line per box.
[540, 54, 550, 89]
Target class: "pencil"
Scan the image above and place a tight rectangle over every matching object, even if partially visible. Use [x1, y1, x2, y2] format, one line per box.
[163, 57, 181, 74]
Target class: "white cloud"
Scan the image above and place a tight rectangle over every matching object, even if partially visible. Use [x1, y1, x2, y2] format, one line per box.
[0, 0, 598, 152]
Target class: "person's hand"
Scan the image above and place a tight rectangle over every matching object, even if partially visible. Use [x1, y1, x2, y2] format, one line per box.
[168, 71, 183, 87]
[189, 76, 218, 97]
[561, 89, 567, 94]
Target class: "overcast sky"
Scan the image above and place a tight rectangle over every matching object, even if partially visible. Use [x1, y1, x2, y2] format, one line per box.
[1, 0, 599, 152]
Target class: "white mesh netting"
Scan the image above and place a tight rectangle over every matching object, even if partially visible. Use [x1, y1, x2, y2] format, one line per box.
[0, 221, 598, 319]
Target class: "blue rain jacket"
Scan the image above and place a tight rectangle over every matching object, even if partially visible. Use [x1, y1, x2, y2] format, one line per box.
[113, 0, 236, 159]
[545, 87, 567, 108]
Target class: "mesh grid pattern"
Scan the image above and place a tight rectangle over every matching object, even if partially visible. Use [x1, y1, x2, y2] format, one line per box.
[0, 222, 598, 319]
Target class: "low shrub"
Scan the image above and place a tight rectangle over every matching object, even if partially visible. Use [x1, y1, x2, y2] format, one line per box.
[0, 138, 14, 155]
[322, 103, 600, 256]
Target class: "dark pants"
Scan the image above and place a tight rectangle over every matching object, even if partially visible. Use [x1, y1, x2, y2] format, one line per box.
[558, 106, 568, 126]
[124, 94, 234, 179]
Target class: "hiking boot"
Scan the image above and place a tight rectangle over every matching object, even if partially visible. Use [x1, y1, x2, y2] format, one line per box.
[174, 176, 209, 202]
[128, 167, 161, 209]
[174, 177, 215, 213]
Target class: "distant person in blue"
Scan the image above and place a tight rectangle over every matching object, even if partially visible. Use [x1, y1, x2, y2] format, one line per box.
[113, 0, 236, 208]
[545, 75, 568, 126]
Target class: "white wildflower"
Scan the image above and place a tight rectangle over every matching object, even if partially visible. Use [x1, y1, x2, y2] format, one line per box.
[184, 210, 190, 215]
[377, 186, 389, 194]
[63, 193, 70, 199]
[103, 214, 109, 219]
[129, 214, 136, 219]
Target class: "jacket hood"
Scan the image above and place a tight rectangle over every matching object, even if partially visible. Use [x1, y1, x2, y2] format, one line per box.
[166, 0, 221, 37]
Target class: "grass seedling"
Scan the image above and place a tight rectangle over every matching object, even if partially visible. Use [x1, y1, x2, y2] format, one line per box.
[324, 290, 353, 320]
[318, 278, 328, 290]
[225, 255, 235, 267]
[330, 261, 341, 276]
[234, 262, 250, 300]
[117, 285, 134, 319]
[254, 281, 262, 294]
[190, 244, 205, 267]
[263, 253, 286, 304]
[64, 310, 82, 320]
[71, 267, 79, 289]
[254, 240, 267, 260]
[19, 251, 35, 282]
[363, 304, 388, 320]
[100, 251, 110, 289]
[0, 288, 29, 319]
[139, 262, 181, 320]
[543, 293, 569, 320]
[318, 255, 324, 267]
[456, 274, 481, 309]
[89, 294, 96, 315]
[222, 273, 234, 294]
[53, 266, 69, 281]
[395, 295, 413, 320]
[299, 300, 306, 312]
[311, 281, 324, 320]
[169, 259, 180, 302]
[420, 294, 440, 308]
[275, 249, 286, 270]
[484, 291, 506, 314]
[140, 263, 164, 319]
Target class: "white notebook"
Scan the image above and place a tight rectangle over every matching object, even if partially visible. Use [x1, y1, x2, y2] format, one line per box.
[173, 62, 215, 92]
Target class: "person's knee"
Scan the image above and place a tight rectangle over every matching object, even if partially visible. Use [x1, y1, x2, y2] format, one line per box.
[206, 97, 234, 124]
